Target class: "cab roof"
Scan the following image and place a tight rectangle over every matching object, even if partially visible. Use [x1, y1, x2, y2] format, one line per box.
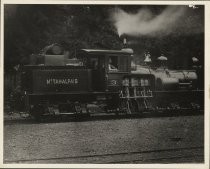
[79, 49, 133, 56]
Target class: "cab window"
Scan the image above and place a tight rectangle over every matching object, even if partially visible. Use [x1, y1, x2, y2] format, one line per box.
[118, 56, 129, 72]
[89, 57, 99, 69]
[108, 56, 118, 71]
[108, 55, 129, 72]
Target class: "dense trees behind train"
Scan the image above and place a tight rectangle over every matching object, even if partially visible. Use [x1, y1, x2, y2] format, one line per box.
[4, 5, 204, 70]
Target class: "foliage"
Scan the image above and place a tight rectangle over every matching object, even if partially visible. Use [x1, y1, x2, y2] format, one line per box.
[4, 5, 204, 71]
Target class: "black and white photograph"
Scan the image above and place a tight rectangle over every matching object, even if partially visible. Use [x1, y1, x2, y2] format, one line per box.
[1, 1, 209, 168]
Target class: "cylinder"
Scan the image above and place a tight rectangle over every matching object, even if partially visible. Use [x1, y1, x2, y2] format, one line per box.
[156, 77, 179, 90]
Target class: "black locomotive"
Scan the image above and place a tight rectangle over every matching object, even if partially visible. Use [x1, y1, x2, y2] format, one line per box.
[20, 44, 204, 119]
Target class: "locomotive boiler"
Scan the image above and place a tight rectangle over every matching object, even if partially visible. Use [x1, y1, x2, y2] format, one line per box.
[129, 57, 203, 113]
[20, 44, 204, 119]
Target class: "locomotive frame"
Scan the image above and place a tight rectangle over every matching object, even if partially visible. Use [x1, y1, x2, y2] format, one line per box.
[20, 45, 204, 119]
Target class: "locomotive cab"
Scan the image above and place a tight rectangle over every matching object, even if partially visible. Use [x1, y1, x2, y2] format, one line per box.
[19, 44, 203, 119]
[77, 49, 133, 92]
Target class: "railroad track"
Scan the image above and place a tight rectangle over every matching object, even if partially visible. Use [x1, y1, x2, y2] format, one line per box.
[4, 146, 204, 164]
[4, 110, 204, 125]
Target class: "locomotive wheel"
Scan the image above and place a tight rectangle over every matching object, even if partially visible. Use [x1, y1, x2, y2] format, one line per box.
[119, 99, 139, 114]
[190, 102, 200, 110]
[30, 105, 44, 121]
[136, 99, 146, 113]
[129, 99, 139, 114]
[119, 99, 130, 114]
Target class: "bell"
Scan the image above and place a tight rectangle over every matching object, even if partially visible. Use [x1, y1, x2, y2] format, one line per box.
[144, 54, 152, 63]
[157, 54, 167, 61]
[192, 57, 199, 63]
[123, 38, 127, 45]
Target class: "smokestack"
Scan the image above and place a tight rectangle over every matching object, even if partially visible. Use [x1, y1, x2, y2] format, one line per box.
[123, 37, 127, 46]
[120, 34, 134, 54]
[120, 34, 128, 48]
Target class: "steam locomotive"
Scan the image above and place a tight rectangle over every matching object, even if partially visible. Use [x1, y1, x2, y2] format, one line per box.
[20, 44, 204, 119]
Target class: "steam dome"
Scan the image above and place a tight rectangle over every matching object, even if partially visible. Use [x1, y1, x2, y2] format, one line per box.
[121, 48, 134, 54]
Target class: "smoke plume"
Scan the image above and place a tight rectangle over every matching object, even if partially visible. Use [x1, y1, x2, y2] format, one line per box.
[111, 6, 203, 37]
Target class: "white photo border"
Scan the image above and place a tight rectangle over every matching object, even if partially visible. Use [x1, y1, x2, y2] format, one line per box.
[0, 1, 209, 169]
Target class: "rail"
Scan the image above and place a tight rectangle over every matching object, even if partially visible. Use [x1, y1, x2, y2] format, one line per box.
[4, 146, 203, 163]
